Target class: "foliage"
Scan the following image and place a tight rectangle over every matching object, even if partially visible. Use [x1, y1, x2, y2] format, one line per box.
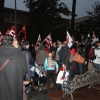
[79, 2, 100, 39]
[23, 0, 71, 43]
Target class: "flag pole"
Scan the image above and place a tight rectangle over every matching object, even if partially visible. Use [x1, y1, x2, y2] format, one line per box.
[40, 33, 51, 45]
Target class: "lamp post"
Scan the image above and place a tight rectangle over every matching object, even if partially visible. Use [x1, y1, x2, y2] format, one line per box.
[71, 0, 76, 30]
[15, 0, 17, 29]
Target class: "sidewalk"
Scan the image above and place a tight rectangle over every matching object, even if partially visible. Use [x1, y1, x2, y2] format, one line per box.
[27, 84, 100, 100]
[27, 86, 59, 100]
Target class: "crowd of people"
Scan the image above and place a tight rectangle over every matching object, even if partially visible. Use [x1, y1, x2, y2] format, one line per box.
[0, 34, 100, 100]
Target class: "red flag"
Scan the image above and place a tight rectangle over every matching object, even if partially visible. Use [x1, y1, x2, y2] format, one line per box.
[0, 31, 3, 45]
[20, 24, 26, 39]
[6, 26, 18, 39]
[44, 34, 52, 49]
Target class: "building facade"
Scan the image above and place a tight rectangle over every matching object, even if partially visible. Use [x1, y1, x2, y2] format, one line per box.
[4, 7, 28, 33]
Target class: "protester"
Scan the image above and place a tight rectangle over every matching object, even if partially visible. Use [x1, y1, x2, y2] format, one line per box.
[57, 41, 71, 91]
[93, 41, 100, 69]
[50, 42, 57, 54]
[0, 34, 27, 100]
[22, 40, 35, 93]
[76, 45, 87, 75]
[44, 51, 59, 93]
[36, 44, 48, 66]
[29, 43, 36, 61]
[56, 40, 62, 61]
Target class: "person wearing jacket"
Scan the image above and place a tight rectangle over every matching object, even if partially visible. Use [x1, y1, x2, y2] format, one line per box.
[22, 40, 35, 93]
[57, 41, 71, 91]
[93, 41, 100, 69]
[44, 51, 59, 93]
[36, 45, 48, 66]
[0, 34, 27, 100]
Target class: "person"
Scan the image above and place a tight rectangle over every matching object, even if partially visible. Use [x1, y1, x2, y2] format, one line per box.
[56, 40, 62, 61]
[57, 41, 71, 91]
[29, 43, 36, 61]
[93, 41, 100, 69]
[36, 44, 48, 66]
[35, 41, 41, 53]
[13, 37, 30, 100]
[76, 45, 87, 75]
[44, 51, 59, 93]
[50, 42, 57, 54]
[22, 40, 35, 93]
[0, 34, 27, 100]
[70, 43, 77, 79]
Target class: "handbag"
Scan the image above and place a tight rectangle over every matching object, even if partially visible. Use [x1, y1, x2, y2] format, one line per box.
[56, 71, 69, 84]
[73, 53, 85, 64]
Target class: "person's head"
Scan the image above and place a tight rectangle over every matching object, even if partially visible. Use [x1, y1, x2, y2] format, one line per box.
[2, 34, 13, 45]
[96, 41, 100, 47]
[48, 51, 56, 60]
[57, 40, 62, 47]
[12, 37, 19, 48]
[62, 41, 68, 46]
[52, 42, 57, 47]
[22, 40, 30, 49]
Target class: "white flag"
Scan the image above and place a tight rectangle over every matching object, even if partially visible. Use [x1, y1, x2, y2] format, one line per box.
[66, 31, 73, 48]
[37, 34, 41, 42]
[92, 31, 96, 42]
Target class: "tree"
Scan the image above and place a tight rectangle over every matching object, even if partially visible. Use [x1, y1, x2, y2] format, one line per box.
[0, 0, 4, 33]
[23, 0, 71, 43]
[79, 2, 100, 39]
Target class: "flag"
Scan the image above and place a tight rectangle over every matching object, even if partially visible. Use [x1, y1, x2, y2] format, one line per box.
[6, 28, 10, 34]
[92, 31, 96, 42]
[37, 34, 41, 42]
[66, 31, 73, 48]
[6, 26, 18, 39]
[20, 24, 26, 39]
[0, 31, 3, 45]
[87, 33, 90, 38]
[44, 33, 52, 49]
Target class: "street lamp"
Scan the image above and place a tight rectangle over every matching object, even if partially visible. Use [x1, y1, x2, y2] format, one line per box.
[15, 0, 17, 29]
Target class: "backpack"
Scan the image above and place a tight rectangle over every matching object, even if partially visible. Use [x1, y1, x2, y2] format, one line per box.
[88, 47, 96, 60]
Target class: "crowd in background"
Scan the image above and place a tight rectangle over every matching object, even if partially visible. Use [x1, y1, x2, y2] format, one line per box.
[0, 34, 100, 100]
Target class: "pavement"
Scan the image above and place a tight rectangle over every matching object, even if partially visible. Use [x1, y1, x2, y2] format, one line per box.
[27, 85, 61, 100]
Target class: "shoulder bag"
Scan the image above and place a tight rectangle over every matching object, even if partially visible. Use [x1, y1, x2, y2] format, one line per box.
[0, 60, 10, 71]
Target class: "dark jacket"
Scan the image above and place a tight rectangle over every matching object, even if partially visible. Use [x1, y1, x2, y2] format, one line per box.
[0, 44, 27, 100]
[22, 46, 35, 66]
[50, 46, 57, 54]
[76, 47, 87, 74]
[58, 45, 71, 70]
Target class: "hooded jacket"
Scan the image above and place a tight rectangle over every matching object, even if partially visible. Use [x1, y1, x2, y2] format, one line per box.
[0, 44, 27, 100]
